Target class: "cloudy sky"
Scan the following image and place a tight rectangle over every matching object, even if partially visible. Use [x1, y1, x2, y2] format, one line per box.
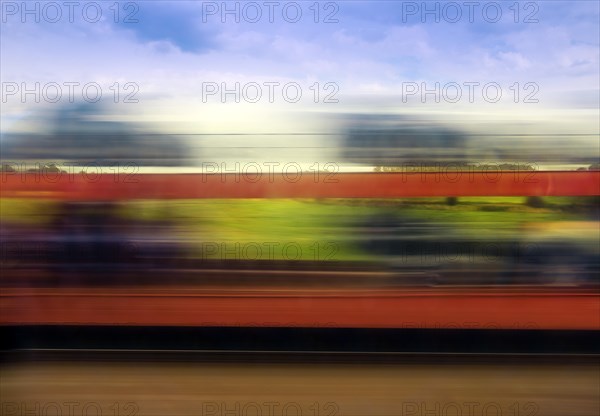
[1, 0, 598, 163]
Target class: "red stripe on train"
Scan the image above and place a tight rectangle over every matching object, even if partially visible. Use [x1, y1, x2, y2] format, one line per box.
[1, 171, 599, 199]
[2, 289, 598, 329]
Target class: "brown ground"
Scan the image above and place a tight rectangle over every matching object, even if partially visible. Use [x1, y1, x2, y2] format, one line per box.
[1, 360, 598, 416]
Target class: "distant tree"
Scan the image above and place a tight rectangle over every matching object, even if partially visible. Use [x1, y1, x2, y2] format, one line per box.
[1, 103, 188, 167]
[446, 197, 458, 206]
[26, 163, 66, 173]
[525, 196, 545, 208]
[343, 114, 466, 166]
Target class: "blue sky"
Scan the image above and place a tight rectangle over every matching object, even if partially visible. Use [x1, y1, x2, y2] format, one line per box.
[1, 0, 599, 142]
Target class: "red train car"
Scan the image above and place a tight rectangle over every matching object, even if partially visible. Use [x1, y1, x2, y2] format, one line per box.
[1, 171, 598, 336]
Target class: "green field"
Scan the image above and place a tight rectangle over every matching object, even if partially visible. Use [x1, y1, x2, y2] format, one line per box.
[1, 197, 595, 261]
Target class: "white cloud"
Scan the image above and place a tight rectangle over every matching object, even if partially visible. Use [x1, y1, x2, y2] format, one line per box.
[1, 1, 598, 139]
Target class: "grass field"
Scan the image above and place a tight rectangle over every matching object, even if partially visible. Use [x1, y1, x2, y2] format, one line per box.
[1, 197, 595, 261]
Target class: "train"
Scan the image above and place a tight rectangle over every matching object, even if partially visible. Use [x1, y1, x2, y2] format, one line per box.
[1, 105, 599, 344]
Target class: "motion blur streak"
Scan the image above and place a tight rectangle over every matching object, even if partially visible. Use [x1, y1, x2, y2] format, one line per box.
[2, 289, 599, 329]
[1, 358, 599, 416]
[2, 171, 600, 199]
[1, 106, 598, 338]
[2, 0, 599, 413]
